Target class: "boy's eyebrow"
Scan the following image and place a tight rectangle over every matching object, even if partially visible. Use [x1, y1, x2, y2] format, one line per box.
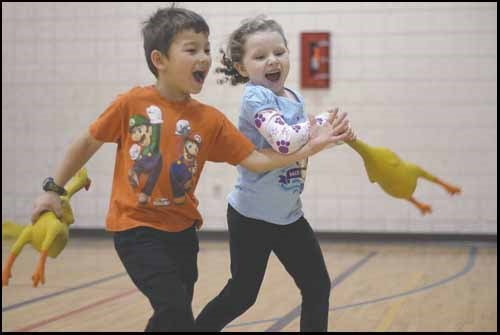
[182, 41, 210, 48]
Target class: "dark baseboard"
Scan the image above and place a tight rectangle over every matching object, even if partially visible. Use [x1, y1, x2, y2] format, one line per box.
[69, 228, 497, 245]
[314, 231, 497, 244]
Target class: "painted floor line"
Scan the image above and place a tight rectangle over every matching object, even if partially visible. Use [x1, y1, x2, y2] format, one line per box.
[227, 246, 477, 330]
[12, 288, 138, 332]
[331, 246, 477, 312]
[374, 271, 424, 331]
[2, 272, 128, 312]
[264, 251, 378, 332]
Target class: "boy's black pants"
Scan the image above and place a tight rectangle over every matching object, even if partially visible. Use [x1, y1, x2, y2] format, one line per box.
[195, 205, 331, 332]
[114, 225, 199, 332]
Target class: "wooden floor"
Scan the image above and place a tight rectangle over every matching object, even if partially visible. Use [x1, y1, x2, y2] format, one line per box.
[2, 236, 497, 332]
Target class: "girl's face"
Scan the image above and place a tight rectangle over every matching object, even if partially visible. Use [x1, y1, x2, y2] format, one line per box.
[157, 30, 212, 99]
[237, 31, 289, 96]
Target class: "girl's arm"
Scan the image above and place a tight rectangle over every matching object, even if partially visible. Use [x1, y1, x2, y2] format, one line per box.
[240, 111, 351, 173]
[253, 108, 336, 155]
[253, 109, 310, 154]
[31, 130, 103, 222]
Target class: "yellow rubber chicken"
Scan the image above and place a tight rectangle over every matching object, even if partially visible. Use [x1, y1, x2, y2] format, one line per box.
[346, 139, 461, 214]
[2, 168, 91, 287]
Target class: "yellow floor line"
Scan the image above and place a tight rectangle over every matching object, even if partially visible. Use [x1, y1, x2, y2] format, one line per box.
[375, 272, 424, 332]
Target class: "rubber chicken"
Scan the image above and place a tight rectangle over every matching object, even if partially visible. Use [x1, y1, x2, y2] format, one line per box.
[346, 139, 461, 215]
[2, 168, 91, 287]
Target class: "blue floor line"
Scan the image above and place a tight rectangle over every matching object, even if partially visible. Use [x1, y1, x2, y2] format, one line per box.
[2, 272, 128, 312]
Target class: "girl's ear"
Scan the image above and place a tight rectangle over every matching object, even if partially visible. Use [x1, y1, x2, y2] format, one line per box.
[151, 50, 167, 73]
[234, 63, 249, 78]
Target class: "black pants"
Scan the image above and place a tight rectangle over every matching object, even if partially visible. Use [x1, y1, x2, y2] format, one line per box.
[114, 225, 199, 332]
[196, 205, 331, 332]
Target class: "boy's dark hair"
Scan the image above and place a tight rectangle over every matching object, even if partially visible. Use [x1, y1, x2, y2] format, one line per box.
[216, 16, 287, 86]
[142, 5, 210, 78]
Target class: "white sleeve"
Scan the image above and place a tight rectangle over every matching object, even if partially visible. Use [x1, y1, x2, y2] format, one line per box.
[254, 109, 310, 154]
[254, 110, 333, 154]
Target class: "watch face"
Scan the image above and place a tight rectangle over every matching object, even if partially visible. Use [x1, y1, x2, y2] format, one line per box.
[43, 178, 66, 195]
[43, 178, 53, 191]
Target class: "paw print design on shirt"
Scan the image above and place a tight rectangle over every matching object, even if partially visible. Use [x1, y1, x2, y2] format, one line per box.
[255, 113, 266, 128]
[276, 140, 291, 154]
[292, 124, 302, 133]
[274, 117, 285, 126]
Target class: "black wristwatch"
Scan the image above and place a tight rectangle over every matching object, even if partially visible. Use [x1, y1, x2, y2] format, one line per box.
[42, 177, 67, 196]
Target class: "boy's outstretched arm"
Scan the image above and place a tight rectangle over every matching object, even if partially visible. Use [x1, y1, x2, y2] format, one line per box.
[31, 130, 103, 223]
[240, 112, 351, 173]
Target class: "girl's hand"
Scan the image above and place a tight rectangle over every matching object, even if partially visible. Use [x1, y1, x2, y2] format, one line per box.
[307, 110, 352, 155]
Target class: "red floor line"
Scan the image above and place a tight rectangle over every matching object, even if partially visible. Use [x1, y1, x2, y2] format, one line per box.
[12, 288, 138, 332]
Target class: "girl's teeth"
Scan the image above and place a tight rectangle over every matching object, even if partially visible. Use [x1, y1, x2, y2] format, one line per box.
[266, 72, 280, 81]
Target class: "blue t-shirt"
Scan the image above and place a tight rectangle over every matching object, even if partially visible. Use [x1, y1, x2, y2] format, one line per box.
[227, 83, 309, 225]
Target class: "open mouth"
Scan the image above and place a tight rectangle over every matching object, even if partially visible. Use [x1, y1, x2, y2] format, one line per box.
[193, 71, 206, 84]
[265, 71, 281, 82]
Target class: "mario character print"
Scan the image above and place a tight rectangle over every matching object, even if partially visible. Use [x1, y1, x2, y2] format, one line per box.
[170, 119, 202, 205]
[128, 105, 163, 205]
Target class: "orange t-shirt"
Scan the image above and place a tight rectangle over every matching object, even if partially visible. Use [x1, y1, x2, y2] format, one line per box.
[89, 85, 255, 232]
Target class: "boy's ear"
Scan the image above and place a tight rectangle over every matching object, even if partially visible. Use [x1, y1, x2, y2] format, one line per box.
[151, 50, 167, 73]
[234, 63, 248, 78]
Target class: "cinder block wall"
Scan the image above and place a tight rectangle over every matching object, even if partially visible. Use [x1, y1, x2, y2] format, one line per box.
[2, 2, 497, 234]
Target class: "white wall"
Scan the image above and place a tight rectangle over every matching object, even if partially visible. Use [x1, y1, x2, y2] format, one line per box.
[2, 2, 497, 234]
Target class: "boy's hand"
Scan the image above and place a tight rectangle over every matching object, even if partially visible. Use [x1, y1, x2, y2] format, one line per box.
[344, 122, 356, 141]
[331, 111, 356, 142]
[31, 192, 63, 223]
[323, 108, 357, 143]
[313, 107, 339, 126]
[324, 107, 339, 124]
[307, 110, 352, 155]
[331, 111, 357, 142]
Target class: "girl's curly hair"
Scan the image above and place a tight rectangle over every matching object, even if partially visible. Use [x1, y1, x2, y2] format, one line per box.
[216, 16, 287, 86]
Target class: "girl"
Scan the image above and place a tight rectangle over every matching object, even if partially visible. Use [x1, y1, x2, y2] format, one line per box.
[195, 17, 355, 332]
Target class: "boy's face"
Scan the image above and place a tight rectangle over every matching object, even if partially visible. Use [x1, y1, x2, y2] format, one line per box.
[237, 31, 290, 96]
[159, 30, 212, 97]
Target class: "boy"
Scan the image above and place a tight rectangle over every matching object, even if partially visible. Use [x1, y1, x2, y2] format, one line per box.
[29, 6, 351, 332]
